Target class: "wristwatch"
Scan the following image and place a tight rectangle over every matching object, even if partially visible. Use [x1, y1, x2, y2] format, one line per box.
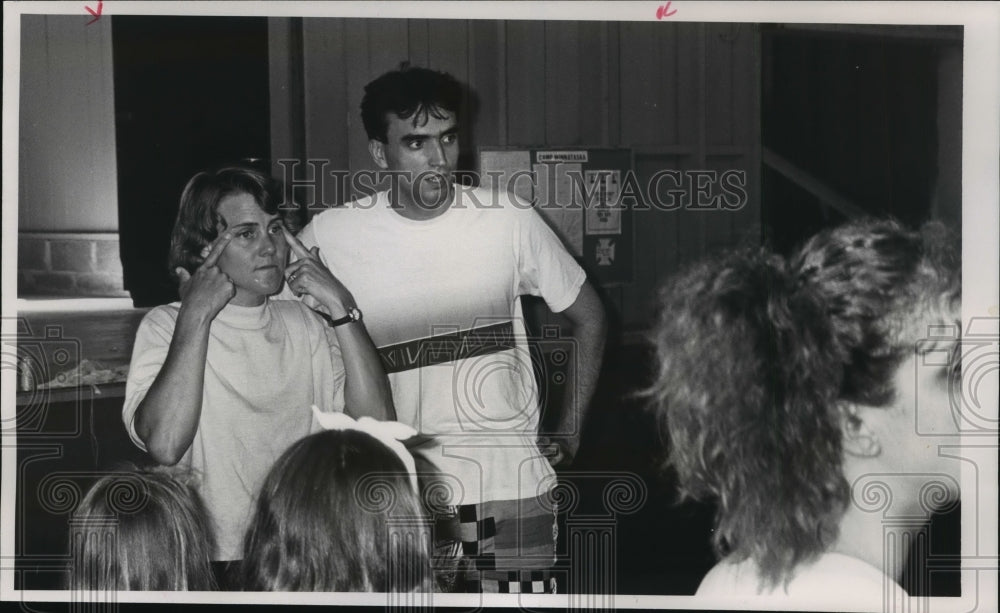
[326, 306, 363, 327]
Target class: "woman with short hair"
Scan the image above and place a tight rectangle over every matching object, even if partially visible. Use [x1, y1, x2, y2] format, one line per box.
[123, 166, 393, 584]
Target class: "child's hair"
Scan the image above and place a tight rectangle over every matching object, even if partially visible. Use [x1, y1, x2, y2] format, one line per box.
[647, 217, 959, 588]
[69, 465, 216, 591]
[168, 166, 300, 276]
[241, 429, 433, 592]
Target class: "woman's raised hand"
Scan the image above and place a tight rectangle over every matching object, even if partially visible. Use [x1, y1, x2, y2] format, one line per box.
[182, 232, 235, 320]
[282, 226, 355, 318]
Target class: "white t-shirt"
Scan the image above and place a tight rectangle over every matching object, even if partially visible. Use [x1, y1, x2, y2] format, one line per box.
[696, 552, 909, 611]
[122, 299, 346, 560]
[297, 187, 586, 504]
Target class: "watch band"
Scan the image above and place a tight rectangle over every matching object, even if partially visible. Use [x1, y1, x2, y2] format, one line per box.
[317, 306, 362, 328]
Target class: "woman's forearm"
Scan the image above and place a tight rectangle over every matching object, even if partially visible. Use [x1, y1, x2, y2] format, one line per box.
[133, 308, 213, 465]
[334, 322, 396, 422]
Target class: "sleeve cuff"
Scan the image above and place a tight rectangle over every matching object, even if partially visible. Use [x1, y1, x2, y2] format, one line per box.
[546, 269, 588, 313]
[124, 410, 148, 452]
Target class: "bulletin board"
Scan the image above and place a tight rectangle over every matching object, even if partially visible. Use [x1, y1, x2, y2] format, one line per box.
[479, 148, 634, 285]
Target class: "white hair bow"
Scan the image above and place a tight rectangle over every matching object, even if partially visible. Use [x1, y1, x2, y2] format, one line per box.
[311, 406, 419, 491]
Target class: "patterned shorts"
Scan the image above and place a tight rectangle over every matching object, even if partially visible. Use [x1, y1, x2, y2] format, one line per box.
[433, 494, 558, 594]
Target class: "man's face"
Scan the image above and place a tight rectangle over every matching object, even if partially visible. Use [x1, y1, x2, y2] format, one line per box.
[214, 192, 289, 306]
[371, 108, 459, 211]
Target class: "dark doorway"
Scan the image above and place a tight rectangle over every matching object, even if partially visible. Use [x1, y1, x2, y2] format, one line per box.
[113, 16, 271, 307]
[760, 25, 962, 254]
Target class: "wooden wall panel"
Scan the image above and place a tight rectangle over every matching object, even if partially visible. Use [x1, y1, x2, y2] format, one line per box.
[544, 21, 582, 145]
[302, 18, 348, 207]
[676, 24, 700, 149]
[729, 24, 757, 148]
[577, 22, 610, 146]
[468, 21, 503, 153]
[505, 21, 547, 146]
[368, 19, 410, 76]
[343, 21, 376, 183]
[705, 23, 737, 147]
[427, 20, 469, 84]
[606, 24, 621, 147]
[623, 154, 685, 326]
[407, 20, 430, 67]
[619, 23, 671, 146]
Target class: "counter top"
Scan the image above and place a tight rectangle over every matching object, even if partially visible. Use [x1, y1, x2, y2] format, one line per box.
[15, 297, 138, 313]
[12, 299, 149, 399]
[16, 381, 127, 407]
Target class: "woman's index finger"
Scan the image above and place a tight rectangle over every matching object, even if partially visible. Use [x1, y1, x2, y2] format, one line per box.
[202, 232, 233, 267]
[282, 225, 313, 260]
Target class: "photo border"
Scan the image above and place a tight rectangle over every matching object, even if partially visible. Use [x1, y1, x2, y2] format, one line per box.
[3, 1, 997, 611]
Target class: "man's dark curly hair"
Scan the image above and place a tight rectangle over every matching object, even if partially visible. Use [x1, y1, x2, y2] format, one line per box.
[360, 64, 463, 142]
[168, 166, 300, 277]
[647, 217, 960, 589]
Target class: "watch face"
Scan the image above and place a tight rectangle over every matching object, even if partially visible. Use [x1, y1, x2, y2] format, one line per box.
[349, 307, 362, 321]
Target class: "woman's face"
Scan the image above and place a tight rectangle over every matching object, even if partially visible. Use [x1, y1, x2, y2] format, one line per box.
[214, 192, 289, 306]
[870, 310, 964, 504]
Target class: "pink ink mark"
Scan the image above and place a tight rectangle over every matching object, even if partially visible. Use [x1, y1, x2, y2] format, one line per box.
[85, 0, 103, 25]
[656, 1, 677, 19]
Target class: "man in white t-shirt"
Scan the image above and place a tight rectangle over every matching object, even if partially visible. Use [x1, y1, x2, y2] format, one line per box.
[296, 65, 607, 593]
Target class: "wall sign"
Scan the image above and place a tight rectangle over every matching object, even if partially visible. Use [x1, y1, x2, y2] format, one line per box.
[480, 147, 634, 285]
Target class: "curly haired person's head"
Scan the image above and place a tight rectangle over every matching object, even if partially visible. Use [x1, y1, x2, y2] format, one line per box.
[361, 65, 463, 143]
[648, 217, 960, 589]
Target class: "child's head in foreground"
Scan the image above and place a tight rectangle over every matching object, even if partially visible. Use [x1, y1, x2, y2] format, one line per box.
[242, 426, 432, 592]
[70, 465, 216, 591]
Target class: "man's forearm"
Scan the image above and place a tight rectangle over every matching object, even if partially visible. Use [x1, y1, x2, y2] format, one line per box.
[558, 317, 606, 459]
[553, 282, 607, 463]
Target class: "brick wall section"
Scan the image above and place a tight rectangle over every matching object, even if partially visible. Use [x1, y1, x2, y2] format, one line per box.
[18, 233, 129, 297]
